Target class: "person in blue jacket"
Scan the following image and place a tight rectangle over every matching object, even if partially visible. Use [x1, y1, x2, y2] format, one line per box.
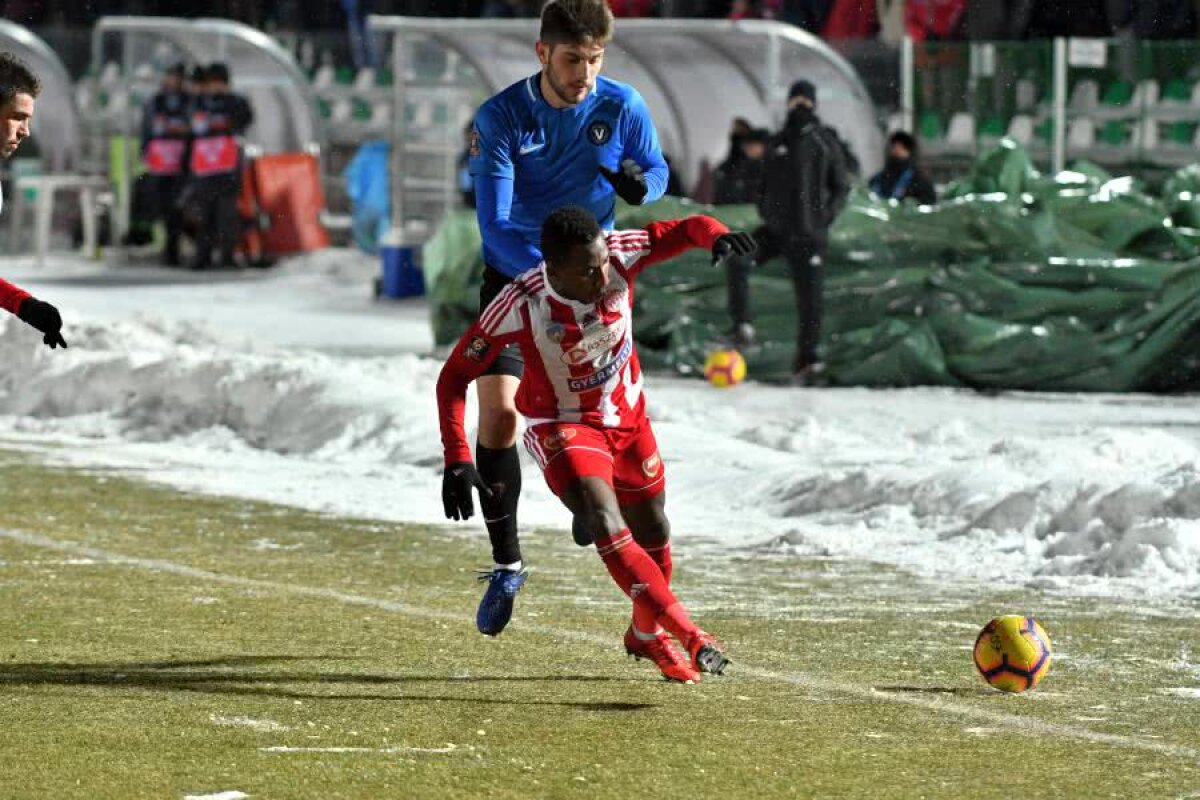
[461, 0, 669, 637]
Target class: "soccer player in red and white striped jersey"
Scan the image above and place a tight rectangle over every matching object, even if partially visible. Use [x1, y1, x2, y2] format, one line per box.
[437, 206, 754, 682]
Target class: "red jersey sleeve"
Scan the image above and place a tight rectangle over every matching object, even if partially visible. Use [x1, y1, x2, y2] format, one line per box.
[614, 215, 730, 278]
[435, 282, 527, 467]
[0, 278, 31, 316]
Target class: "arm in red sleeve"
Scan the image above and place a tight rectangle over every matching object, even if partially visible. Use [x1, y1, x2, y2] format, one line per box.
[630, 215, 731, 276]
[0, 278, 31, 316]
[435, 323, 517, 467]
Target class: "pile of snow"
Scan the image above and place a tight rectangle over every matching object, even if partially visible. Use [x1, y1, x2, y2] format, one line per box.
[1, 252, 1198, 597]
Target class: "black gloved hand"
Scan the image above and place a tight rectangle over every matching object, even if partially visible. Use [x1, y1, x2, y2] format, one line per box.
[712, 231, 757, 266]
[599, 158, 648, 205]
[17, 297, 67, 349]
[442, 462, 494, 521]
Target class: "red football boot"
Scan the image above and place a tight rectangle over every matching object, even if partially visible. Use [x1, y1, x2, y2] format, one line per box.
[624, 625, 701, 683]
[686, 630, 730, 676]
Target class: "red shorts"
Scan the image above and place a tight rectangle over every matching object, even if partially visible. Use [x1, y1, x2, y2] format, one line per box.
[523, 417, 666, 506]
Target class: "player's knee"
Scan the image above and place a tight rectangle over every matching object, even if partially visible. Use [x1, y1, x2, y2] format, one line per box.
[478, 406, 519, 447]
[579, 505, 624, 541]
[640, 508, 670, 546]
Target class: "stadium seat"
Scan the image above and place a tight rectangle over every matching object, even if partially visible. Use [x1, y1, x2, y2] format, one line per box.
[1068, 118, 1096, 149]
[98, 61, 121, 87]
[977, 116, 1006, 141]
[1161, 78, 1191, 103]
[377, 68, 394, 88]
[312, 64, 335, 90]
[1016, 78, 1039, 111]
[1129, 80, 1159, 110]
[1069, 79, 1099, 113]
[1035, 117, 1055, 144]
[330, 98, 352, 123]
[1101, 80, 1134, 108]
[1006, 114, 1034, 146]
[1165, 121, 1197, 145]
[918, 110, 945, 142]
[335, 66, 356, 86]
[351, 97, 373, 122]
[1097, 119, 1130, 146]
[353, 68, 376, 93]
[1131, 118, 1158, 150]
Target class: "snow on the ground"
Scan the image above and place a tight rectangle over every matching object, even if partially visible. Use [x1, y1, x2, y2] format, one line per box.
[2, 249, 1199, 599]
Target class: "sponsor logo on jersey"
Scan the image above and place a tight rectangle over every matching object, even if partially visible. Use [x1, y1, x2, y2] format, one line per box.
[545, 322, 566, 344]
[567, 338, 632, 392]
[642, 452, 661, 477]
[465, 335, 491, 361]
[587, 119, 613, 146]
[541, 427, 577, 451]
[560, 318, 626, 365]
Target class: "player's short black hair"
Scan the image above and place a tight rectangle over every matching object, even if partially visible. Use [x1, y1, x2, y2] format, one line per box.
[0, 53, 40, 107]
[189, 64, 209, 83]
[888, 130, 918, 154]
[541, 205, 602, 267]
[207, 62, 230, 84]
[540, 0, 614, 47]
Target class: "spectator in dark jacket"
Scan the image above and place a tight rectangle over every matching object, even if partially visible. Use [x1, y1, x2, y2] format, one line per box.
[1107, 0, 1195, 38]
[713, 127, 768, 205]
[726, 79, 849, 382]
[964, 0, 1033, 39]
[869, 131, 936, 205]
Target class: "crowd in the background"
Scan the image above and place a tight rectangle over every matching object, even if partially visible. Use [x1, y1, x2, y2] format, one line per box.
[4, 0, 1199, 39]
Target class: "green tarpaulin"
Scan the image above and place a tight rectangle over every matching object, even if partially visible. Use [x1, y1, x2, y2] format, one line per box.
[424, 140, 1200, 391]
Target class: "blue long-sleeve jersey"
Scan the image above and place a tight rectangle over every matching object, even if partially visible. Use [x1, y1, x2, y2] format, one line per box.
[469, 73, 669, 278]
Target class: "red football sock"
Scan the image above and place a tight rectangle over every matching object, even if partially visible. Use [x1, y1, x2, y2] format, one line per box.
[596, 530, 698, 643]
[632, 542, 673, 636]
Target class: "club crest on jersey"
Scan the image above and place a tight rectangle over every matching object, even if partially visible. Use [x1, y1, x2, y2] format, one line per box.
[545, 322, 566, 343]
[464, 335, 491, 361]
[541, 427, 577, 451]
[642, 453, 662, 477]
[587, 120, 612, 146]
[468, 129, 480, 158]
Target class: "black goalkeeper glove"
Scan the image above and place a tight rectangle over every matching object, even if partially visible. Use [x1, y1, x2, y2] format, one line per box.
[599, 158, 649, 205]
[442, 462, 494, 521]
[17, 297, 67, 349]
[712, 231, 756, 266]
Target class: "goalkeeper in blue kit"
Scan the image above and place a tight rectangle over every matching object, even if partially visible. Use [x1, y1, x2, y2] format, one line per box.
[465, 0, 670, 636]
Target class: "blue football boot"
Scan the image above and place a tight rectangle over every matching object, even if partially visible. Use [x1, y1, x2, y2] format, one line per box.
[476, 567, 528, 636]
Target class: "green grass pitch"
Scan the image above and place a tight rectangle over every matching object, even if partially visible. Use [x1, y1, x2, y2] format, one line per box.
[1, 450, 1198, 798]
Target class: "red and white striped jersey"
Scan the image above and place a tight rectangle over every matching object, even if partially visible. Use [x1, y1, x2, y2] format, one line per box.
[437, 215, 728, 466]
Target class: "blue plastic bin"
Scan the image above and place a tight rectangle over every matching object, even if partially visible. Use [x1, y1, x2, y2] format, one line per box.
[380, 244, 425, 298]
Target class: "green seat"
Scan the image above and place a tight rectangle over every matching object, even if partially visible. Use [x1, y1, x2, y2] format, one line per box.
[1165, 122, 1196, 145]
[1162, 78, 1191, 103]
[376, 68, 394, 87]
[919, 111, 945, 141]
[978, 116, 1006, 139]
[335, 66, 355, 85]
[352, 98, 373, 122]
[318, 98, 332, 119]
[1035, 118, 1055, 143]
[1098, 120, 1130, 146]
[1101, 80, 1133, 107]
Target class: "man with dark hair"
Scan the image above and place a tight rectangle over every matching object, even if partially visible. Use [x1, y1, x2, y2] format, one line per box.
[133, 63, 192, 264]
[182, 62, 254, 271]
[0, 52, 65, 350]
[713, 126, 768, 205]
[437, 206, 754, 682]
[726, 78, 849, 379]
[466, 0, 670, 636]
[869, 130, 936, 205]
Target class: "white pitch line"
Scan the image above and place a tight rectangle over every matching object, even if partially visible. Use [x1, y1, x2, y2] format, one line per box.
[3, 527, 1197, 762]
[261, 745, 457, 754]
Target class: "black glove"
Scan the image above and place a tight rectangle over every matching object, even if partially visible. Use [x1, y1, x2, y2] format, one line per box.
[442, 462, 494, 521]
[599, 158, 648, 205]
[712, 231, 757, 266]
[17, 297, 67, 349]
